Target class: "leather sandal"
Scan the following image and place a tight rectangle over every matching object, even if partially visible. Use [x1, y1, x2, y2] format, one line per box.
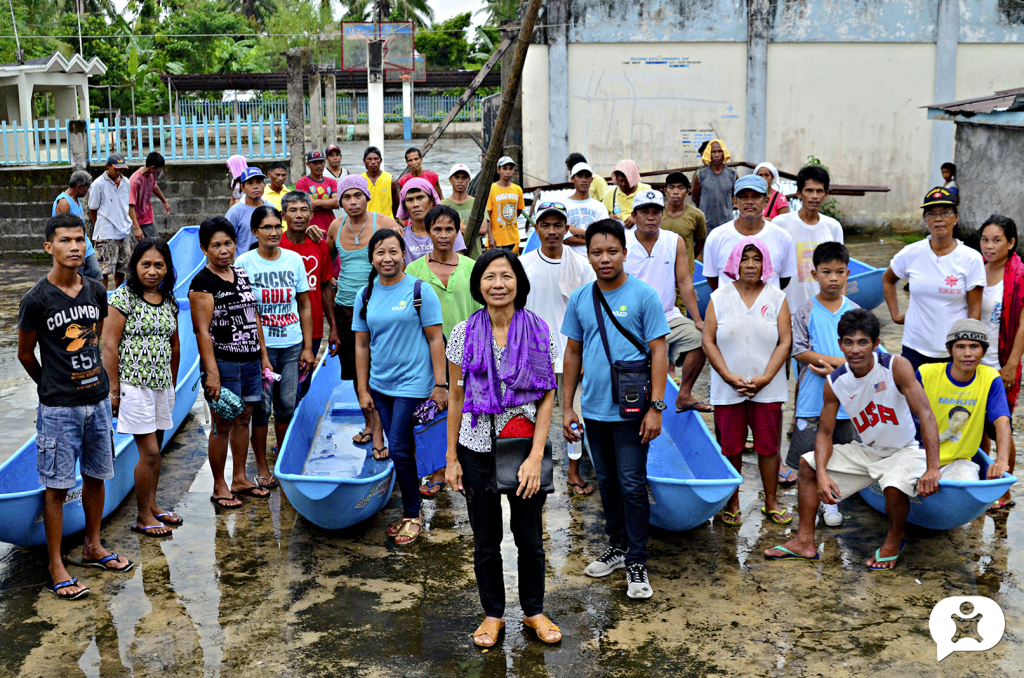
[386, 516, 405, 537]
[522, 614, 562, 644]
[394, 517, 423, 545]
[473, 617, 505, 648]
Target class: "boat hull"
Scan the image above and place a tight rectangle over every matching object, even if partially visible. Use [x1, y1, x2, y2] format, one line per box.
[275, 352, 396, 531]
[0, 226, 205, 546]
[858, 450, 1017, 530]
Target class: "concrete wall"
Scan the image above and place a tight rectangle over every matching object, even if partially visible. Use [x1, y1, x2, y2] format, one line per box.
[523, 45, 550, 186]
[955, 123, 1024, 233]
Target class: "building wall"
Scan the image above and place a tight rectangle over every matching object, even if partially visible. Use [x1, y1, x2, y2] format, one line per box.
[955, 123, 1024, 233]
[523, 44, 550, 188]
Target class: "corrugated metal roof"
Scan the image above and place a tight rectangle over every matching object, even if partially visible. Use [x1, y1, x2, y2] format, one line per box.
[927, 87, 1024, 115]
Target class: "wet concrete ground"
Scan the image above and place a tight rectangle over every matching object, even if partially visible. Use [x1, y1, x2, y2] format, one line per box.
[2, 237, 1024, 677]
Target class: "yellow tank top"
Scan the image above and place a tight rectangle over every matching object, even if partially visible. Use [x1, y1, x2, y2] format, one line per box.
[919, 363, 1000, 465]
[363, 171, 393, 218]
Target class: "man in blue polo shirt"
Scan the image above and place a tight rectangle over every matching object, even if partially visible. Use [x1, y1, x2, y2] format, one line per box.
[225, 167, 268, 252]
[562, 218, 669, 601]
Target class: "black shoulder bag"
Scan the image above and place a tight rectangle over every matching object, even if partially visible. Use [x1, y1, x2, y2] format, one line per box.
[488, 416, 554, 495]
[592, 284, 652, 419]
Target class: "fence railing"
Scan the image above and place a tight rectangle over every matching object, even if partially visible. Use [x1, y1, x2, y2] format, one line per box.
[177, 93, 484, 124]
[0, 119, 71, 166]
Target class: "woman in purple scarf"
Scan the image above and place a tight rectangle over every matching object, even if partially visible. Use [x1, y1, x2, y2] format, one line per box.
[444, 249, 562, 648]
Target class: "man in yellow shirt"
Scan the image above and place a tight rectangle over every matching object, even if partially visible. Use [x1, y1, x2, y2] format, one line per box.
[362, 146, 399, 219]
[602, 158, 651, 229]
[483, 156, 525, 251]
[565, 151, 608, 203]
[262, 161, 291, 211]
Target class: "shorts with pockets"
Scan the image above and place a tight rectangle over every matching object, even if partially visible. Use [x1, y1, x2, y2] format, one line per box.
[787, 417, 859, 469]
[116, 383, 174, 435]
[715, 400, 783, 457]
[666, 316, 703, 366]
[140, 223, 159, 240]
[201, 358, 263, 403]
[36, 401, 114, 489]
[801, 441, 926, 499]
[94, 237, 134, 277]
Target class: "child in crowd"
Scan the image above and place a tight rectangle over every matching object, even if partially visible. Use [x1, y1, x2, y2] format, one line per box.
[788, 242, 859, 527]
[483, 156, 525, 252]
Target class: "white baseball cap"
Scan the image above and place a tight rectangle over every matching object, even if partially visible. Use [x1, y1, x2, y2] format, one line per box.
[631, 189, 665, 211]
[570, 162, 593, 177]
[448, 163, 472, 178]
[497, 155, 516, 167]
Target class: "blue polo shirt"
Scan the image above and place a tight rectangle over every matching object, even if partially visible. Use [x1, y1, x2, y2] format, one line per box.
[561, 275, 669, 421]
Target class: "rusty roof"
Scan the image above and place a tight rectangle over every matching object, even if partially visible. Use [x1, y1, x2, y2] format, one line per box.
[927, 87, 1024, 116]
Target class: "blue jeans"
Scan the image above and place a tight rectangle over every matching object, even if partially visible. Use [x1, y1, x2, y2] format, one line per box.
[585, 418, 650, 565]
[298, 338, 321, 401]
[36, 401, 114, 489]
[372, 390, 422, 519]
[202, 358, 262, 403]
[254, 343, 302, 427]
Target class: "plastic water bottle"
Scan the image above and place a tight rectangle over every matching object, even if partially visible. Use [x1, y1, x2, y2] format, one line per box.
[567, 423, 582, 460]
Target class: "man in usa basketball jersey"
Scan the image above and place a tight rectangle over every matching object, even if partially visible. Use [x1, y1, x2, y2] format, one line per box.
[765, 309, 942, 569]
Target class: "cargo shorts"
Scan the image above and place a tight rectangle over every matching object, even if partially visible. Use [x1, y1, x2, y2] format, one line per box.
[94, 237, 134, 277]
[36, 401, 114, 489]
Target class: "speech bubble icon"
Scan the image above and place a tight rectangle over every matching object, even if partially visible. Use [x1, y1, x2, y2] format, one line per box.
[929, 596, 1005, 661]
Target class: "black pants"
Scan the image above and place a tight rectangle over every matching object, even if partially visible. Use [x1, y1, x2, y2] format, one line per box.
[458, 444, 546, 618]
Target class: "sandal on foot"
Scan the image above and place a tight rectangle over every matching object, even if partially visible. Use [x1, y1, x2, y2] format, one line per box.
[371, 446, 390, 461]
[765, 545, 819, 561]
[394, 517, 423, 545]
[778, 469, 798, 488]
[988, 500, 1016, 512]
[256, 475, 279, 489]
[233, 483, 270, 499]
[154, 512, 183, 526]
[868, 539, 906, 570]
[419, 480, 445, 498]
[132, 524, 172, 538]
[762, 507, 793, 525]
[522, 615, 562, 644]
[352, 429, 373, 445]
[386, 516, 405, 537]
[721, 509, 742, 527]
[210, 494, 241, 509]
[568, 481, 595, 496]
[49, 578, 89, 600]
[79, 553, 134, 572]
[473, 617, 505, 648]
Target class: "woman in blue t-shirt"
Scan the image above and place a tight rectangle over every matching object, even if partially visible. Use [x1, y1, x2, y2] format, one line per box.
[353, 229, 448, 545]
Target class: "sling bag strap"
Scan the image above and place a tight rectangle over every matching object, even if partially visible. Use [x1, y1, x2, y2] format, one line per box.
[591, 283, 649, 364]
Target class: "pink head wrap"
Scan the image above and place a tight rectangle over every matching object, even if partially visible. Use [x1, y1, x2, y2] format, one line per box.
[226, 154, 248, 180]
[612, 159, 641, 191]
[396, 177, 440, 220]
[723, 236, 774, 284]
[337, 174, 371, 200]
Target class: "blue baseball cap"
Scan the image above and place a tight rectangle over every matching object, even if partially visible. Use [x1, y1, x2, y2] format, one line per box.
[734, 174, 768, 196]
[239, 167, 266, 184]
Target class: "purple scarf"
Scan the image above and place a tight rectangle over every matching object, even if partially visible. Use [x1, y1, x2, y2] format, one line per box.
[462, 308, 557, 426]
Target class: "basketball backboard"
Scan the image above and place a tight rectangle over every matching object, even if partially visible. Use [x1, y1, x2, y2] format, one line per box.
[341, 22, 415, 72]
[385, 53, 426, 83]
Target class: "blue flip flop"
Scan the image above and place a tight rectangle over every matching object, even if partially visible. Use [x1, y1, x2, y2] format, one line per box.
[765, 545, 820, 561]
[778, 469, 798, 487]
[868, 539, 907, 570]
[49, 578, 89, 600]
[79, 553, 134, 572]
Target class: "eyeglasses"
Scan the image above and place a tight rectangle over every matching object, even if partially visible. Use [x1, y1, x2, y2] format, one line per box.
[924, 210, 956, 221]
[537, 201, 567, 212]
[256, 224, 282, 232]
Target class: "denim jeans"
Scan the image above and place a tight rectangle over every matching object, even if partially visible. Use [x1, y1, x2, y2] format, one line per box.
[371, 390, 421, 519]
[458, 444, 546, 618]
[297, 338, 321, 401]
[36, 400, 114, 489]
[254, 343, 302, 427]
[584, 418, 650, 565]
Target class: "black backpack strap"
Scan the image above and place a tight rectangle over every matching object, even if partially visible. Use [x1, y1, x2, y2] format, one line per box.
[413, 278, 422, 318]
[591, 284, 649, 365]
[361, 284, 370, 308]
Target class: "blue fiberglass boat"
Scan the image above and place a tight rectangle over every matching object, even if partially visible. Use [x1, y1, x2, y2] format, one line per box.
[858, 451, 1017, 531]
[523, 231, 885, 315]
[642, 378, 743, 531]
[0, 225, 205, 547]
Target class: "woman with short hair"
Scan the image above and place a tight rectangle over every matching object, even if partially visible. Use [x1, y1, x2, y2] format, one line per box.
[444, 249, 561, 648]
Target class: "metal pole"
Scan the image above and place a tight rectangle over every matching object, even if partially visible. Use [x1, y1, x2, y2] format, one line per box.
[463, 0, 543, 256]
[402, 75, 412, 140]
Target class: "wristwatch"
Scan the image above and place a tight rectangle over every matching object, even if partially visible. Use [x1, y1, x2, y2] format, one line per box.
[651, 399, 667, 412]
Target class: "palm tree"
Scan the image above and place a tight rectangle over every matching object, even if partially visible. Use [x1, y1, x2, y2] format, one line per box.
[376, 0, 433, 27]
[476, 0, 519, 26]
[224, 0, 277, 24]
[339, 0, 371, 21]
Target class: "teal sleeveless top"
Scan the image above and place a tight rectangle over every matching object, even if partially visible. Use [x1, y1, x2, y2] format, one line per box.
[334, 212, 377, 307]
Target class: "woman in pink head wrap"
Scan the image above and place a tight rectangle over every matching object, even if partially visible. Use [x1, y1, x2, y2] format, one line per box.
[702, 236, 793, 527]
[603, 159, 652, 229]
[399, 177, 467, 264]
[226, 154, 248, 208]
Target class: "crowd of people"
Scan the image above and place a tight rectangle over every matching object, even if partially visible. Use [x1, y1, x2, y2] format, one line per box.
[16, 142, 1020, 650]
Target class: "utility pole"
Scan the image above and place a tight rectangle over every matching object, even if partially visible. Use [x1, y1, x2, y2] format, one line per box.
[367, 0, 385, 151]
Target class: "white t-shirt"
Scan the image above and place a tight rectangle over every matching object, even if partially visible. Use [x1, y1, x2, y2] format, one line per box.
[702, 219, 797, 290]
[235, 249, 311, 349]
[624, 229, 683, 322]
[521, 248, 596, 373]
[889, 238, 986, 358]
[772, 211, 844, 312]
[709, 281, 789, 405]
[982, 280, 1003, 368]
[564, 196, 609, 257]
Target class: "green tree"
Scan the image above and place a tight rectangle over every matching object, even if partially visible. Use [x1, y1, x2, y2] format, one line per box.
[416, 13, 472, 71]
[379, 0, 433, 27]
[223, 0, 277, 24]
[476, 0, 518, 26]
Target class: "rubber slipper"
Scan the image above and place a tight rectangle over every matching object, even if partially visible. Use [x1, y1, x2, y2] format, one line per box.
[233, 484, 270, 498]
[721, 509, 742, 527]
[79, 553, 134, 572]
[154, 512, 183, 526]
[256, 475, 279, 489]
[419, 480, 445, 498]
[868, 539, 906, 570]
[352, 429, 373, 445]
[676, 401, 713, 413]
[567, 481, 595, 496]
[765, 545, 819, 561]
[778, 469, 798, 487]
[131, 524, 172, 538]
[371, 446, 390, 461]
[210, 494, 241, 509]
[988, 500, 1016, 512]
[49, 578, 89, 600]
[762, 507, 793, 525]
